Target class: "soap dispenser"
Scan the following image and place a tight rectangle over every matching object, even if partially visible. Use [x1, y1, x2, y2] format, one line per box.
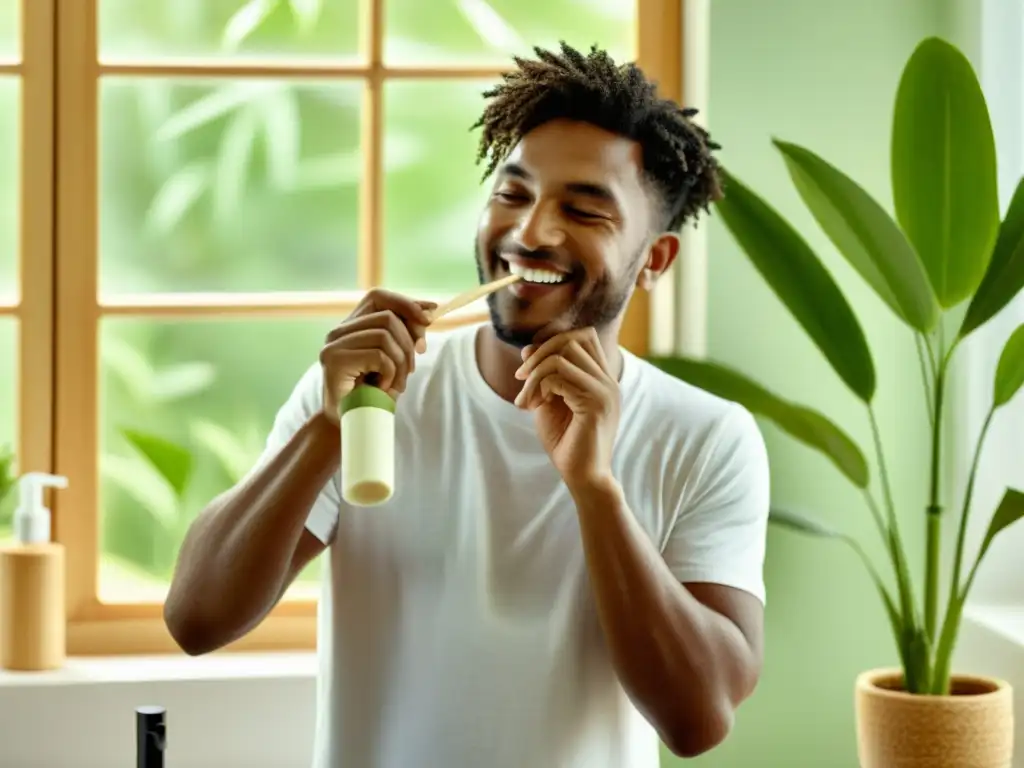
[0, 472, 69, 671]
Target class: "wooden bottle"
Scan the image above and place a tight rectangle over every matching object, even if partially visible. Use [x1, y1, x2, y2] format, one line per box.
[0, 472, 69, 671]
[0, 542, 65, 670]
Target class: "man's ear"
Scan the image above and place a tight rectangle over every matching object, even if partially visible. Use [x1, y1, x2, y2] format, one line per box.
[636, 232, 680, 291]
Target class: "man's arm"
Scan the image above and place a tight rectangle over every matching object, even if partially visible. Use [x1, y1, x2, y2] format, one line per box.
[570, 477, 763, 758]
[164, 411, 338, 655]
[164, 291, 432, 655]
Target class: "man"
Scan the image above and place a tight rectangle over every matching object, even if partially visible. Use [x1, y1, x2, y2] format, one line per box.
[165, 41, 770, 768]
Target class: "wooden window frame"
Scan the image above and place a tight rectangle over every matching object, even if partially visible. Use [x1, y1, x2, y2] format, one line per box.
[6, 0, 55, 529]
[39, 0, 685, 655]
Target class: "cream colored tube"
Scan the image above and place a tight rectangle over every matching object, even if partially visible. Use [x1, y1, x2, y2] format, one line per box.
[339, 384, 396, 506]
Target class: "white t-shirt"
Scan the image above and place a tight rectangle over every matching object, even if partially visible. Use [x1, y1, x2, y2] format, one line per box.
[257, 322, 770, 768]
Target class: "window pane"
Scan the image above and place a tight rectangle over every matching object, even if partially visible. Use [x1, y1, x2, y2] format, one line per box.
[0, 77, 17, 303]
[385, 0, 634, 64]
[100, 0, 359, 61]
[383, 79, 488, 294]
[99, 79, 361, 295]
[0, 318, 16, 544]
[0, 0, 16, 59]
[98, 316, 329, 602]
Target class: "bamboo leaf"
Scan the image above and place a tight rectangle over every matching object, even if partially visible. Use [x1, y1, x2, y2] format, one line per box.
[190, 420, 263, 484]
[214, 106, 260, 220]
[156, 82, 277, 143]
[892, 37, 1000, 307]
[148, 362, 217, 404]
[649, 356, 869, 487]
[120, 429, 194, 501]
[288, 0, 322, 34]
[144, 163, 209, 236]
[260, 89, 300, 191]
[994, 323, 1024, 408]
[961, 176, 1024, 338]
[222, 0, 277, 50]
[100, 453, 179, 531]
[715, 168, 876, 402]
[456, 0, 526, 53]
[774, 140, 939, 332]
[0, 445, 16, 508]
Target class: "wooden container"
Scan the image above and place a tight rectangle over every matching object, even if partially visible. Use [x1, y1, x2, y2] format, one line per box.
[855, 667, 1013, 768]
[0, 542, 66, 671]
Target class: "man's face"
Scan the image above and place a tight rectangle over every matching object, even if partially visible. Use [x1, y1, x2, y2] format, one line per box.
[475, 119, 665, 349]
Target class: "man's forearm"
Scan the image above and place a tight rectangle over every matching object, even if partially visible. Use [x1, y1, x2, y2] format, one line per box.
[166, 412, 339, 652]
[569, 477, 757, 757]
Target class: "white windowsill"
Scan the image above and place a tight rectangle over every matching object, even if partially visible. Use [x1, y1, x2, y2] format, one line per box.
[0, 650, 318, 688]
[964, 604, 1024, 647]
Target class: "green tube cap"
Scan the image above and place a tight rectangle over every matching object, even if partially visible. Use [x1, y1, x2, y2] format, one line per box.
[338, 384, 397, 417]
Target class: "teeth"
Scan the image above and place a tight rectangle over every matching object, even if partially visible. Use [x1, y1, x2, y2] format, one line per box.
[507, 261, 566, 284]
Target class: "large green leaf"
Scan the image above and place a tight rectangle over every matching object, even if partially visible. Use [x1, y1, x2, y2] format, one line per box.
[774, 140, 939, 332]
[715, 169, 876, 402]
[649, 356, 868, 488]
[769, 507, 903, 651]
[891, 37, 1000, 307]
[120, 428, 194, 501]
[964, 489, 1024, 594]
[994, 323, 1024, 408]
[960, 176, 1024, 338]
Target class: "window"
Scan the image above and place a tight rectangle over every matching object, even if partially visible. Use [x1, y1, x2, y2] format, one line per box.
[3, 0, 684, 654]
[954, 0, 1024, 609]
[0, 1, 53, 546]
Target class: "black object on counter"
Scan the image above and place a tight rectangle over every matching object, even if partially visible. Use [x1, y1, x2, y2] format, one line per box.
[136, 706, 167, 768]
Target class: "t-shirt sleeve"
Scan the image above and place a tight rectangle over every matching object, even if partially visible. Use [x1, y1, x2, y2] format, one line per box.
[246, 363, 342, 545]
[662, 404, 771, 605]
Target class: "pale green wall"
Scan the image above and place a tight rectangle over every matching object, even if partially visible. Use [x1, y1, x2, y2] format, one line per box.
[664, 1, 954, 766]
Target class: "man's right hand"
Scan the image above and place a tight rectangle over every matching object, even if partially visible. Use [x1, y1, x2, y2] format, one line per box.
[320, 289, 438, 423]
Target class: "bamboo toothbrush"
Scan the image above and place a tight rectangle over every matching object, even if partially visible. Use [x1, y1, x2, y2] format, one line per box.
[426, 274, 523, 324]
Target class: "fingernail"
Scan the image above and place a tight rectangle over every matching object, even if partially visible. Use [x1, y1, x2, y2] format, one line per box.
[514, 366, 526, 380]
[521, 346, 533, 359]
[416, 338, 427, 353]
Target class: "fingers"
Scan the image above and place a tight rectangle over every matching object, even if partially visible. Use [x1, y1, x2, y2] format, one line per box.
[515, 342, 614, 414]
[517, 327, 610, 382]
[356, 289, 437, 351]
[356, 288, 437, 321]
[326, 310, 418, 374]
[321, 290, 437, 400]
[320, 344, 400, 399]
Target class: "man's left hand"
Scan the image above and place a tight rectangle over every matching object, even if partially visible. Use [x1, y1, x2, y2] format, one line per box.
[514, 328, 620, 490]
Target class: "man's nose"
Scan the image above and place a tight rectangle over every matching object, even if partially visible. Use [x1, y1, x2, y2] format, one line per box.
[513, 202, 565, 251]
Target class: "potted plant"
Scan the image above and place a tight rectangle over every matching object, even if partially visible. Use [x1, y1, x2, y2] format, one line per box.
[650, 36, 1023, 767]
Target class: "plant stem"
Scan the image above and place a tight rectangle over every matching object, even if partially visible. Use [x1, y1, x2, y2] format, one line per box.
[924, 345, 953, 643]
[931, 404, 997, 694]
[915, 334, 934, 428]
[868, 406, 917, 626]
[949, 407, 994, 603]
[863, 489, 891, 553]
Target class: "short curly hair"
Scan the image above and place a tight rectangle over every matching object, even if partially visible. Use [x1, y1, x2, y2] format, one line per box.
[471, 41, 722, 232]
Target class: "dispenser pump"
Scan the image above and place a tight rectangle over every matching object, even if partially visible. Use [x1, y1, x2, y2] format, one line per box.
[13, 473, 69, 544]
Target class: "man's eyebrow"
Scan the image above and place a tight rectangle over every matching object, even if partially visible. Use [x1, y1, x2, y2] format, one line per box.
[499, 162, 531, 180]
[498, 163, 617, 204]
[565, 181, 616, 203]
